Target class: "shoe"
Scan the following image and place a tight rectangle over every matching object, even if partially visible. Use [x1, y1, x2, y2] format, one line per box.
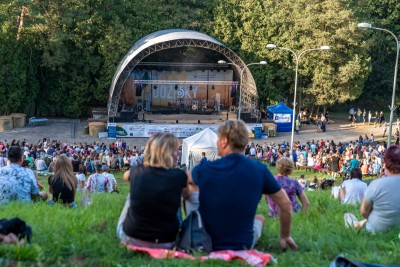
[344, 213, 359, 228]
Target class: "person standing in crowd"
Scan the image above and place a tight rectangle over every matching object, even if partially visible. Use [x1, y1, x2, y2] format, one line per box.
[379, 111, 385, 127]
[374, 111, 380, 127]
[188, 120, 297, 251]
[344, 145, 400, 232]
[321, 114, 327, 132]
[267, 157, 309, 217]
[330, 151, 340, 180]
[368, 110, 372, 125]
[0, 146, 48, 204]
[117, 133, 187, 249]
[382, 122, 388, 137]
[349, 108, 355, 122]
[357, 108, 362, 123]
[198, 152, 207, 165]
[48, 155, 78, 207]
[362, 109, 366, 124]
[295, 119, 301, 134]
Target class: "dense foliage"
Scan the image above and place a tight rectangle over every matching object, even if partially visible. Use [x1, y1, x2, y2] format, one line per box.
[0, 0, 398, 117]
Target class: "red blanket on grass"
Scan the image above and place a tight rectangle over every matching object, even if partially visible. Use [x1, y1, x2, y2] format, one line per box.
[125, 245, 273, 267]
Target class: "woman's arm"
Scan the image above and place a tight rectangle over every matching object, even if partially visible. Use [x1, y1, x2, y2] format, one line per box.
[339, 187, 346, 202]
[123, 170, 130, 182]
[48, 184, 53, 201]
[360, 197, 372, 219]
[298, 192, 309, 211]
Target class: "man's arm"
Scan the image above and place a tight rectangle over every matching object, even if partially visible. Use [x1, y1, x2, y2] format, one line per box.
[183, 170, 198, 199]
[268, 189, 298, 250]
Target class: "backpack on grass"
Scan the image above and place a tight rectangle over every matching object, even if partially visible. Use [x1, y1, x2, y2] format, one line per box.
[178, 210, 212, 254]
[0, 218, 32, 243]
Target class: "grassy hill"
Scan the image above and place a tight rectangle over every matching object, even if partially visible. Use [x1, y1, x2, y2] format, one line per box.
[0, 168, 399, 266]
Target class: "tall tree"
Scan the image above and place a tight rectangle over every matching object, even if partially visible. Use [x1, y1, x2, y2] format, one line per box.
[211, 0, 371, 109]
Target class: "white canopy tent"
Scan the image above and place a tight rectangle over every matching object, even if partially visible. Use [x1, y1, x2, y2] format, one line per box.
[181, 128, 219, 169]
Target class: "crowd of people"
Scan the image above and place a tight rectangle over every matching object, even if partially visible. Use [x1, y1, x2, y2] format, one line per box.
[244, 136, 386, 179]
[0, 120, 399, 251]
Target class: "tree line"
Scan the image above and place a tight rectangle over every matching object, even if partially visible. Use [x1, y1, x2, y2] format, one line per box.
[0, 0, 398, 117]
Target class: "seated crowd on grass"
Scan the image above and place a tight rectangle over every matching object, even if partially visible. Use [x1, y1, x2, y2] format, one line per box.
[0, 122, 399, 251]
[245, 136, 385, 178]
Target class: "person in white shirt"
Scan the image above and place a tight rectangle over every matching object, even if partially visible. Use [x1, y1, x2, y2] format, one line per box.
[76, 165, 86, 191]
[249, 145, 256, 157]
[298, 175, 307, 190]
[102, 165, 118, 193]
[129, 153, 138, 167]
[35, 156, 47, 171]
[339, 168, 367, 205]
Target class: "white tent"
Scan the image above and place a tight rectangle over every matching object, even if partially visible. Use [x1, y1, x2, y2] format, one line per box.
[181, 128, 219, 169]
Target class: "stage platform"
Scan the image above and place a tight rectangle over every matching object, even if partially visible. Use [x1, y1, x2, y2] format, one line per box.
[107, 112, 264, 138]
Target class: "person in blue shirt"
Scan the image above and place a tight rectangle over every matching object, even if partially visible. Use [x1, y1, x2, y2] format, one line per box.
[198, 152, 207, 165]
[188, 120, 297, 251]
[0, 146, 48, 204]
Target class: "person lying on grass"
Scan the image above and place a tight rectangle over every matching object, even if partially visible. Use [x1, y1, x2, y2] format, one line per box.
[345, 145, 400, 232]
[266, 157, 310, 218]
[117, 133, 188, 249]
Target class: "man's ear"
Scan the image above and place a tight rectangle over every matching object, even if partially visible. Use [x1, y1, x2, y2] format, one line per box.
[220, 136, 229, 149]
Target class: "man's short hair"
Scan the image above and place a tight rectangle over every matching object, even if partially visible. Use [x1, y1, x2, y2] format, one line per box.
[7, 146, 23, 163]
[95, 163, 103, 171]
[218, 120, 249, 151]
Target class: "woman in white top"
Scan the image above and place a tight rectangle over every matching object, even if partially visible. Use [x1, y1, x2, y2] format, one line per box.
[307, 154, 315, 167]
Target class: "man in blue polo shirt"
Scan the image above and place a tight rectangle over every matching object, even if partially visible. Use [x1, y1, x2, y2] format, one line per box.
[189, 120, 297, 251]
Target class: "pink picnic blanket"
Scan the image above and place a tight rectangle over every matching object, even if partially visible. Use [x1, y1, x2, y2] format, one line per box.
[125, 245, 273, 267]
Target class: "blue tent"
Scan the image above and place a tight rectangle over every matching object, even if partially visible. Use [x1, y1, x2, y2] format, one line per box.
[267, 102, 293, 132]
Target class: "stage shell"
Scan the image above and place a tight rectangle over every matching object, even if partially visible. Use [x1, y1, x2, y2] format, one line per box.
[107, 29, 258, 118]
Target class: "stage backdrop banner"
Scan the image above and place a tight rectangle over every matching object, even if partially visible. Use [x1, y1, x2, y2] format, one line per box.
[111, 123, 266, 138]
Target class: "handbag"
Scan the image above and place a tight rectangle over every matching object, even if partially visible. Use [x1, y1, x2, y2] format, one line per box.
[178, 210, 212, 253]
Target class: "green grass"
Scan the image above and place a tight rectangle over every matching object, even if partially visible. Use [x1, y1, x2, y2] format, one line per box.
[0, 169, 399, 266]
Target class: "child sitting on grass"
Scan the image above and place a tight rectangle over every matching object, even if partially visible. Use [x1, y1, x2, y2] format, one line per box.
[266, 157, 310, 217]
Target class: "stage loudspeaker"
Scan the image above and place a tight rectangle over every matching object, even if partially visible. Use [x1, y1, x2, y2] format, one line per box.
[230, 88, 236, 97]
[240, 112, 251, 122]
[176, 120, 179, 124]
[137, 105, 143, 112]
[136, 84, 142, 96]
[198, 120, 201, 124]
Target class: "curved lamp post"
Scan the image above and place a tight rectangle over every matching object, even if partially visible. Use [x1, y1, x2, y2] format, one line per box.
[357, 22, 400, 147]
[218, 60, 267, 120]
[266, 44, 330, 155]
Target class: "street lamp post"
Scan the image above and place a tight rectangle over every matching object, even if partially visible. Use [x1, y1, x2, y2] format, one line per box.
[266, 44, 330, 155]
[357, 22, 400, 147]
[218, 60, 267, 120]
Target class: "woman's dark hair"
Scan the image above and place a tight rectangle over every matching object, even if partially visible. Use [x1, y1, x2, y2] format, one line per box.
[384, 145, 400, 174]
[22, 160, 30, 168]
[350, 168, 362, 180]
